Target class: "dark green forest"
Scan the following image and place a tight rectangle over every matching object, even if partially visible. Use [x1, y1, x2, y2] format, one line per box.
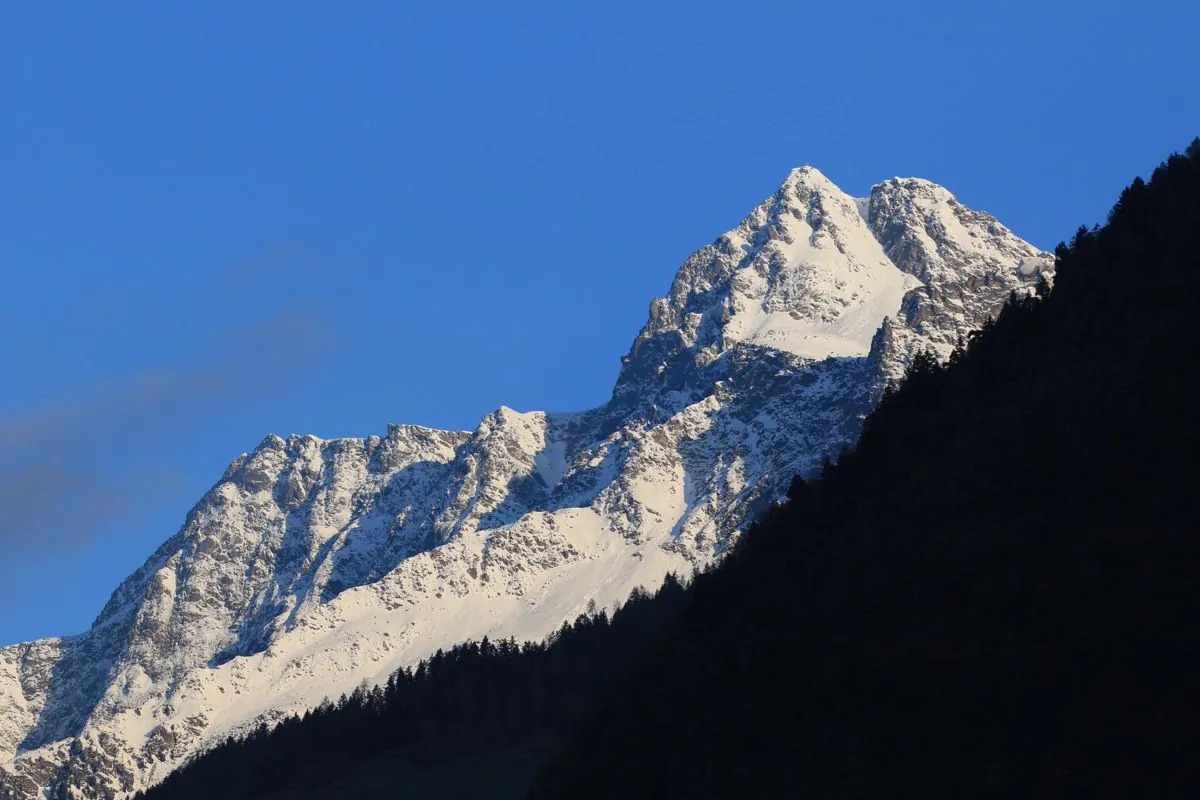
[131, 577, 690, 800]
[131, 139, 1200, 799]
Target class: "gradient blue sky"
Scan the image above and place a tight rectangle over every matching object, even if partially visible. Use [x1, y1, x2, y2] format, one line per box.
[1, 1, 1196, 644]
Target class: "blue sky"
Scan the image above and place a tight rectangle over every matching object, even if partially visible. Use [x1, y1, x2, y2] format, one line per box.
[1, 1, 1196, 644]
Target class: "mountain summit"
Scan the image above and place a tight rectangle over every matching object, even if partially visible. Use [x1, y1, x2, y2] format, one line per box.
[0, 169, 1049, 799]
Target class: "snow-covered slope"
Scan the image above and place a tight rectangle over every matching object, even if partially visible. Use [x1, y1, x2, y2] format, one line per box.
[0, 167, 1051, 799]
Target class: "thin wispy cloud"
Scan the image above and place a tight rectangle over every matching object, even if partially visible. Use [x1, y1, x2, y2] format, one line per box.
[0, 304, 338, 568]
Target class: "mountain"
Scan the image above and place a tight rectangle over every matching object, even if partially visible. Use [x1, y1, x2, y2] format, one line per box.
[531, 142, 1200, 798]
[124, 141, 1200, 800]
[0, 167, 1049, 799]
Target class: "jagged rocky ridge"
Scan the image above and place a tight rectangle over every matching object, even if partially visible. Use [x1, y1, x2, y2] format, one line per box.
[0, 167, 1050, 799]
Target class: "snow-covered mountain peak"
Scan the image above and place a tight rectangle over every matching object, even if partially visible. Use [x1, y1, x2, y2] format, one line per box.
[612, 168, 925, 410]
[0, 167, 1051, 800]
[862, 176, 1053, 384]
[780, 163, 837, 191]
[867, 176, 1037, 271]
[875, 174, 955, 197]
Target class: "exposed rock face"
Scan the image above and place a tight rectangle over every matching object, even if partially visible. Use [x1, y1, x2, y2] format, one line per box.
[865, 177, 1053, 385]
[0, 167, 1050, 799]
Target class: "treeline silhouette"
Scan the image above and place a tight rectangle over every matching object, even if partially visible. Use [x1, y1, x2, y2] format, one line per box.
[139, 139, 1199, 799]
[135, 578, 688, 800]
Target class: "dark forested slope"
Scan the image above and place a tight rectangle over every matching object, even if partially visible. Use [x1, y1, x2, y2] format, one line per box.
[130, 578, 689, 800]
